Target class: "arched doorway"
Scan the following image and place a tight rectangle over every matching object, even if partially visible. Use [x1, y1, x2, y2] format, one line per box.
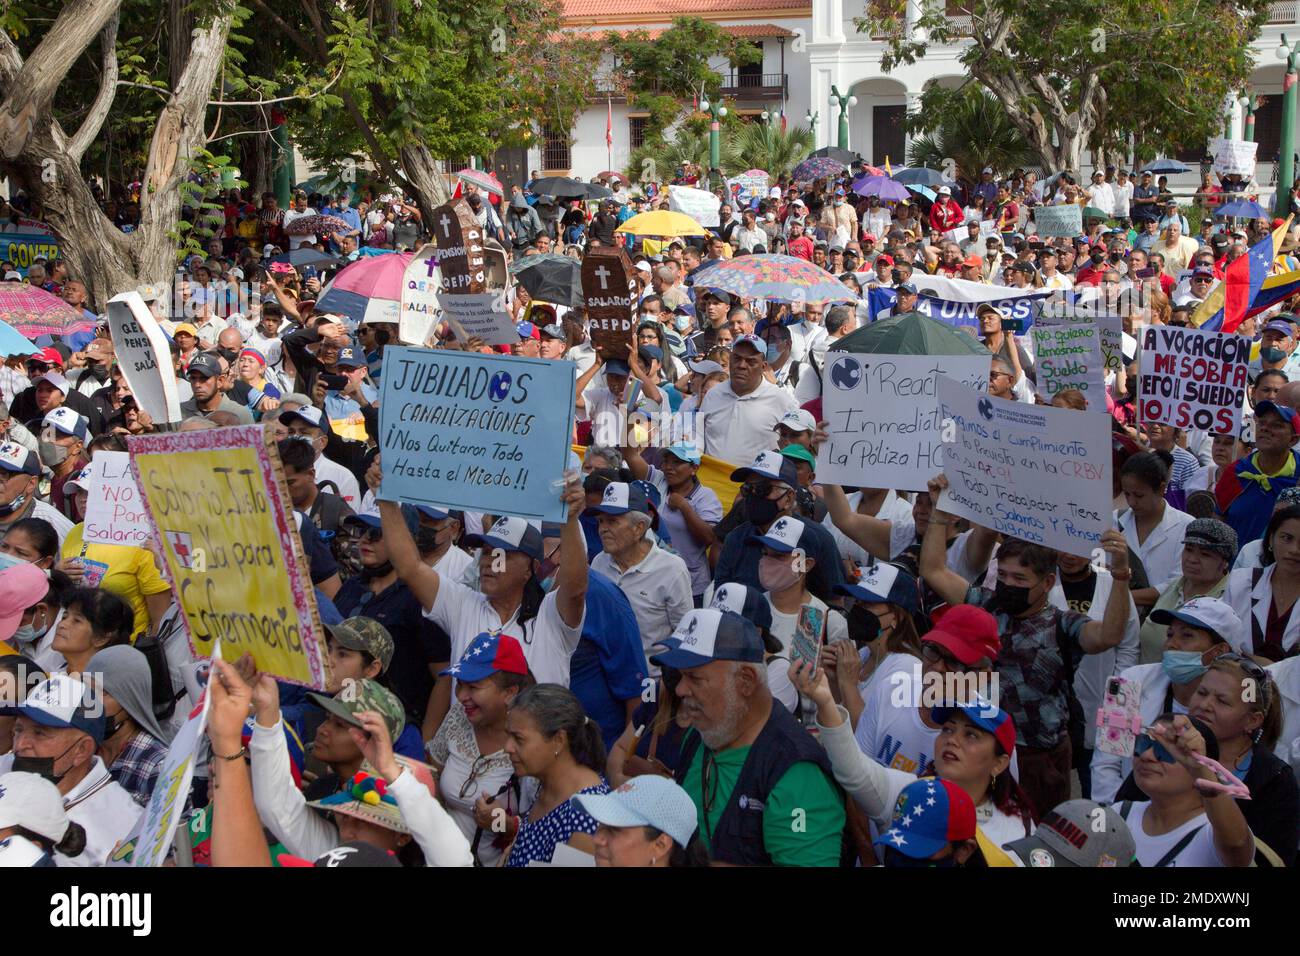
[846, 78, 908, 166]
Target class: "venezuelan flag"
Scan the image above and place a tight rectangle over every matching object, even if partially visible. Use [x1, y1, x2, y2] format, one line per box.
[1193, 216, 1293, 332]
[1242, 269, 1300, 322]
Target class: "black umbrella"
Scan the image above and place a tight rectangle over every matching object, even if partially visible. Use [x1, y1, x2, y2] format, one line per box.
[269, 247, 344, 269]
[807, 146, 859, 165]
[509, 253, 584, 308]
[529, 177, 613, 201]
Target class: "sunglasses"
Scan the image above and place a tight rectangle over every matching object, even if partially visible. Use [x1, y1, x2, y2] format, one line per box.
[921, 643, 979, 673]
[1134, 733, 1177, 764]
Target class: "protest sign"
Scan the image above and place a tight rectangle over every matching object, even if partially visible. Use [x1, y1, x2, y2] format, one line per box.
[1212, 138, 1258, 178]
[817, 351, 990, 492]
[132, 657, 213, 867]
[943, 219, 997, 246]
[129, 426, 329, 689]
[582, 247, 638, 359]
[399, 243, 441, 345]
[431, 198, 486, 294]
[936, 376, 1112, 558]
[83, 451, 151, 547]
[729, 172, 769, 207]
[864, 273, 1050, 329]
[1030, 322, 1105, 401]
[378, 346, 576, 522]
[483, 243, 509, 289]
[1138, 325, 1250, 435]
[1037, 304, 1125, 371]
[437, 292, 517, 346]
[0, 231, 59, 275]
[1034, 203, 1083, 238]
[667, 184, 720, 227]
[107, 290, 182, 424]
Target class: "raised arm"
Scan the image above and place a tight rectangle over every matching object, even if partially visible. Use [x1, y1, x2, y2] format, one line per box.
[823, 482, 893, 560]
[555, 477, 589, 628]
[368, 456, 442, 612]
[918, 474, 973, 607]
[1080, 529, 1132, 654]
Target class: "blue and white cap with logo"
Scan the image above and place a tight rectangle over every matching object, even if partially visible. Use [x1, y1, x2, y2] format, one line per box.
[752, 514, 807, 554]
[7, 674, 106, 744]
[42, 407, 88, 442]
[583, 481, 650, 518]
[281, 404, 333, 434]
[649, 608, 764, 671]
[834, 561, 920, 615]
[574, 776, 699, 850]
[0, 441, 40, 476]
[63, 466, 94, 494]
[1148, 596, 1240, 645]
[730, 449, 799, 486]
[709, 582, 774, 634]
[462, 516, 544, 561]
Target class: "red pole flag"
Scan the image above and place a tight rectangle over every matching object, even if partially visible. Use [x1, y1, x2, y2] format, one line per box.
[606, 97, 613, 148]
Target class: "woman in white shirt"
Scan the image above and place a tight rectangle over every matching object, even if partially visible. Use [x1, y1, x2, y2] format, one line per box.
[1119, 451, 1195, 610]
[1223, 503, 1300, 661]
[1115, 714, 1254, 867]
[795, 662, 1036, 858]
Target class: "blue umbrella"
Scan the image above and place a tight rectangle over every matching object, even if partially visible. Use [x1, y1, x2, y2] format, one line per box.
[1215, 199, 1267, 219]
[906, 184, 937, 203]
[0, 319, 37, 358]
[853, 175, 911, 202]
[1141, 159, 1190, 175]
[891, 167, 953, 187]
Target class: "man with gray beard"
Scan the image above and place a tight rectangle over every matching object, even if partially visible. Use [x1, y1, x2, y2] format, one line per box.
[651, 608, 845, 865]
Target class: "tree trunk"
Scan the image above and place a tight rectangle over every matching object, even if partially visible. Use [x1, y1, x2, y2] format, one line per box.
[399, 143, 451, 230]
[168, 0, 195, 91]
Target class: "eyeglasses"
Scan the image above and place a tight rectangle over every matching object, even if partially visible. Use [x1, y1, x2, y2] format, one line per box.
[458, 754, 494, 800]
[1133, 733, 1177, 764]
[921, 643, 978, 674]
[360, 527, 383, 542]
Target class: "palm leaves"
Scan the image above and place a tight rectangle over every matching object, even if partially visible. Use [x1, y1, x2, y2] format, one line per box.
[732, 122, 815, 179]
[625, 121, 814, 184]
[907, 88, 1037, 183]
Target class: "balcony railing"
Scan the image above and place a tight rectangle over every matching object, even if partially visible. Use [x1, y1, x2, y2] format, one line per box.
[1269, 0, 1297, 23]
[590, 73, 788, 102]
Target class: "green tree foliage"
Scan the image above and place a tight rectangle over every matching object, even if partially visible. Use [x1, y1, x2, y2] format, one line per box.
[731, 121, 815, 179]
[906, 88, 1036, 182]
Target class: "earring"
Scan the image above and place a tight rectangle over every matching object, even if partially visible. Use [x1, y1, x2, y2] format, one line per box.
[650, 856, 657, 866]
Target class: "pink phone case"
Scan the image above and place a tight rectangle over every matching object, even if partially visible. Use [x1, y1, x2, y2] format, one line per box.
[1095, 676, 1143, 758]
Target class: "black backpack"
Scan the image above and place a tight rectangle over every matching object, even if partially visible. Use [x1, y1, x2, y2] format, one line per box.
[137, 607, 185, 723]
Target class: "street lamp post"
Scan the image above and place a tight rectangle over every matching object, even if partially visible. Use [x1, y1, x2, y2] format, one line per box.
[829, 86, 858, 151]
[806, 109, 819, 145]
[1276, 35, 1299, 217]
[1239, 95, 1257, 142]
[699, 95, 728, 188]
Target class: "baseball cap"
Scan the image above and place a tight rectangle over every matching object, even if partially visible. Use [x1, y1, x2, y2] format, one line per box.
[575, 777, 699, 849]
[342, 503, 420, 538]
[42, 407, 88, 442]
[875, 254, 894, 267]
[779, 443, 816, 469]
[930, 695, 1018, 755]
[663, 442, 702, 465]
[186, 353, 222, 379]
[874, 778, 976, 859]
[1148, 596, 1239, 644]
[463, 516, 545, 560]
[173, 323, 199, 339]
[540, 323, 566, 340]
[30, 347, 64, 368]
[7, 674, 106, 743]
[603, 359, 631, 377]
[730, 450, 798, 486]
[1190, 267, 1215, 281]
[634, 261, 652, 274]
[861, 233, 877, 244]
[1251, 400, 1299, 437]
[1182, 519, 1238, 564]
[326, 617, 395, 672]
[306, 678, 406, 744]
[834, 561, 920, 616]
[649, 608, 765, 670]
[63, 466, 93, 494]
[752, 514, 808, 554]
[708, 582, 776, 649]
[923, 604, 1001, 665]
[731, 333, 765, 354]
[439, 631, 528, 682]
[938, 186, 951, 195]
[776, 409, 816, 435]
[638, 344, 663, 365]
[584, 481, 650, 518]
[896, 282, 918, 295]
[280, 404, 332, 434]
[686, 358, 725, 376]
[335, 346, 366, 368]
[34, 371, 68, 394]
[961, 255, 982, 268]
[516, 321, 540, 340]
[278, 841, 402, 868]
[1006, 800, 1137, 868]
[0, 442, 40, 476]
[981, 166, 993, 174]
[0, 772, 71, 846]
[1264, 318, 1295, 336]
[416, 505, 450, 521]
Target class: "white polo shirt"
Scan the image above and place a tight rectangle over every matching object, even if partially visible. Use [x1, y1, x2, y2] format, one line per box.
[699, 378, 797, 468]
[424, 575, 584, 687]
[591, 542, 693, 666]
[314, 455, 360, 509]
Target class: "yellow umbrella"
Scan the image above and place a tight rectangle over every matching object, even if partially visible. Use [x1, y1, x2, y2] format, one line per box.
[614, 210, 707, 237]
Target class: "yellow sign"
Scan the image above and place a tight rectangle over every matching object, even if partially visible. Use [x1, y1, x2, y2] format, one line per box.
[129, 425, 330, 688]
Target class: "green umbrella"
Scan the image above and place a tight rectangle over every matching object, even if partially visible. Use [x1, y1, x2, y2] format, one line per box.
[1082, 206, 1108, 220]
[831, 311, 991, 357]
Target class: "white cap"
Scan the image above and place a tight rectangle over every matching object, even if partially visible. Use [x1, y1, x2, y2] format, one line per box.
[34, 371, 68, 394]
[938, 186, 952, 196]
[1149, 596, 1240, 644]
[777, 409, 817, 434]
[0, 772, 72, 846]
[769, 186, 782, 199]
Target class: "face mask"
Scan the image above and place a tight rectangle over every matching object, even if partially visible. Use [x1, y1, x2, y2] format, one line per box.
[539, 576, 556, 593]
[414, 526, 443, 554]
[848, 604, 882, 644]
[990, 580, 1035, 616]
[360, 559, 395, 580]
[1161, 649, 1209, 685]
[744, 493, 781, 528]
[10, 623, 35, 646]
[674, 315, 691, 332]
[758, 555, 802, 592]
[765, 213, 775, 221]
[1262, 347, 1287, 364]
[0, 550, 27, 572]
[1090, 251, 1106, 264]
[835, 200, 844, 207]
[0, 493, 27, 518]
[102, 709, 128, 740]
[217, 347, 240, 363]
[11, 738, 81, 786]
[38, 440, 68, 467]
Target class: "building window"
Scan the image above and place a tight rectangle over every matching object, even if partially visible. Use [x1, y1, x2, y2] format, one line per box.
[543, 127, 571, 172]
[629, 116, 648, 150]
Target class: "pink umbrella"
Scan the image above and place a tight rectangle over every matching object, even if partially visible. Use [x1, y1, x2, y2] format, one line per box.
[0, 282, 96, 338]
[314, 251, 412, 327]
[455, 168, 504, 198]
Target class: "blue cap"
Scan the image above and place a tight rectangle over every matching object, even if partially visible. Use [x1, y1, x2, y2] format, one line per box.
[873, 778, 977, 860]
[438, 632, 529, 682]
[730, 450, 799, 487]
[516, 321, 538, 339]
[751, 514, 810, 555]
[649, 609, 765, 670]
[709, 582, 773, 634]
[416, 505, 449, 520]
[583, 481, 650, 517]
[335, 346, 365, 368]
[896, 282, 919, 295]
[1253, 400, 1299, 435]
[604, 359, 631, 377]
[574, 777, 699, 850]
[343, 504, 420, 537]
[929, 696, 1018, 756]
[663, 442, 702, 465]
[834, 561, 921, 615]
[462, 516, 544, 560]
[631, 478, 661, 509]
[638, 344, 664, 365]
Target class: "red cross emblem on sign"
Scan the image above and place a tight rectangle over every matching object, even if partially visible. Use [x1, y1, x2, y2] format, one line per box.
[166, 531, 195, 569]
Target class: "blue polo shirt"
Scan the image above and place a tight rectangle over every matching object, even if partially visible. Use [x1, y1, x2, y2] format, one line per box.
[567, 570, 648, 750]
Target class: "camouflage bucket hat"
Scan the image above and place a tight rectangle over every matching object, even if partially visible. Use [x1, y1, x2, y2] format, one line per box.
[307, 678, 405, 745]
[327, 617, 395, 672]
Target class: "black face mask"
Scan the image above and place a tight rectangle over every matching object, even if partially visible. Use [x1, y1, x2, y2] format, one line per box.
[360, 559, 394, 580]
[11, 739, 81, 786]
[991, 580, 1035, 616]
[217, 347, 240, 364]
[848, 604, 882, 645]
[1089, 251, 1106, 265]
[414, 526, 444, 554]
[744, 494, 781, 528]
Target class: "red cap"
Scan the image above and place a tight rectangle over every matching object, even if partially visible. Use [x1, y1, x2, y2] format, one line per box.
[31, 347, 63, 367]
[862, 233, 877, 243]
[876, 254, 894, 266]
[923, 605, 1000, 665]
[962, 255, 982, 268]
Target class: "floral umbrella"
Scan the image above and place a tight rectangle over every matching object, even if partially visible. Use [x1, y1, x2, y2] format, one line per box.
[791, 156, 847, 182]
[690, 254, 859, 305]
[0, 282, 96, 338]
[284, 214, 351, 237]
[456, 168, 505, 197]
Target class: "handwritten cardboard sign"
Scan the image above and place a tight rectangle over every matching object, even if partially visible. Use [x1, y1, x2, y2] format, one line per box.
[83, 451, 152, 547]
[400, 243, 441, 346]
[437, 292, 517, 346]
[1030, 322, 1106, 401]
[582, 247, 638, 360]
[107, 290, 182, 424]
[1034, 204, 1084, 238]
[1138, 325, 1250, 435]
